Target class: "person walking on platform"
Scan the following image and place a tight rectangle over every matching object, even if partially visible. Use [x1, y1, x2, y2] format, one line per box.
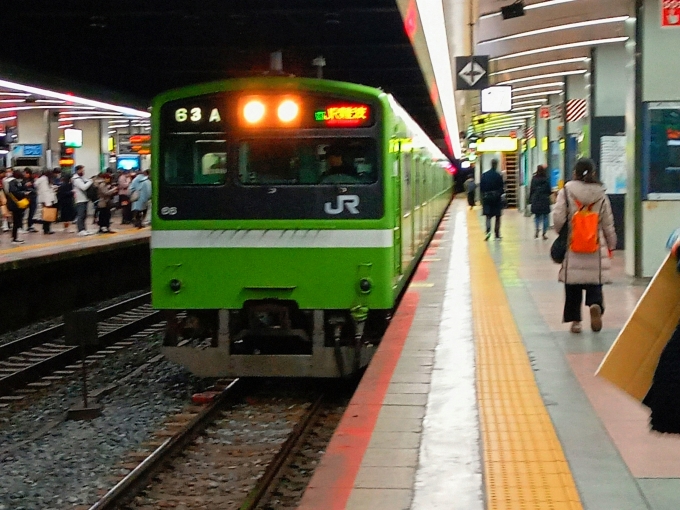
[553, 158, 617, 334]
[57, 174, 76, 232]
[529, 164, 552, 240]
[5, 170, 27, 244]
[480, 158, 505, 241]
[72, 165, 95, 236]
[464, 175, 476, 209]
[34, 169, 57, 235]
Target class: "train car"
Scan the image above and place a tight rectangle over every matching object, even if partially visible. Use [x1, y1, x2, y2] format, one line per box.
[152, 77, 452, 377]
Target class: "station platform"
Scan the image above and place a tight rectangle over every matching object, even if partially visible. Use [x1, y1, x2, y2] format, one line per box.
[0, 222, 149, 271]
[299, 199, 680, 510]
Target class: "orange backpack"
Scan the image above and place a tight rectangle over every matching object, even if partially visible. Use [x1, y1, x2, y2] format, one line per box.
[570, 199, 601, 253]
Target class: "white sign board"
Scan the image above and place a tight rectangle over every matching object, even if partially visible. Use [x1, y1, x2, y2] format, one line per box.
[480, 86, 512, 113]
[600, 135, 627, 194]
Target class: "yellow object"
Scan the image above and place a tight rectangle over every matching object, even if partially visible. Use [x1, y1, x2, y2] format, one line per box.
[542, 136, 548, 152]
[468, 209, 583, 509]
[596, 252, 680, 401]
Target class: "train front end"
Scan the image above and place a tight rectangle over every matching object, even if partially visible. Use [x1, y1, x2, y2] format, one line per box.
[151, 78, 397, 377]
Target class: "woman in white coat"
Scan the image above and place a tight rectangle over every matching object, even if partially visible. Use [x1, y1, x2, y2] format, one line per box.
[33, 169, 57, 234]
[553, 159, 617, 334]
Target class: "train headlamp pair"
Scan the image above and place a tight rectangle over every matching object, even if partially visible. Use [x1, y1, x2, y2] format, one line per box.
[243, 99, 299, 124]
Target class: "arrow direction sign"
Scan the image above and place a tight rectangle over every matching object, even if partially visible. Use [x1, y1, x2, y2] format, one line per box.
[455, 56, 489, 90]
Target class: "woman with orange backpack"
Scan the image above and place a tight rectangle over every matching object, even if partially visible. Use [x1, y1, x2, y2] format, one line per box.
[552, 159, 617, 334]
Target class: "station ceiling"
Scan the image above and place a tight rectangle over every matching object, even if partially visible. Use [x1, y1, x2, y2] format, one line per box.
[2, 1, 446, 153]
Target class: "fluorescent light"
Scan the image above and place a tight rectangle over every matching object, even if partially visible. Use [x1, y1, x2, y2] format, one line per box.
[513, 90, 564, 99]
[480, 0, 575, 20]
[416, 0, 461, 158]
[490, 57, 588, 76]
[0, 92, 30, 96]
[512, 105, 542, 111]
[58, 124, 74, 129]
[36, 99, 66, 104]
[0, 116, 17, 122]
[491, 37, 629, 62]
[478, 16, 629, 46]
[0, 78, 149, 117]
[512, 99, 547, 106]
[497, 70, 586, 85]
[59, 115, 132, 121]
[0, 99, 25, 103]
[512, 82, 564, 92]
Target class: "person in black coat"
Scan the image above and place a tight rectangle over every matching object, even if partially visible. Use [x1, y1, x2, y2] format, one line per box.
[5, 170, 27, 244]
[528, 164, 553, 240]
[479, 159, 505, 240]
[57, 174, 76, 232]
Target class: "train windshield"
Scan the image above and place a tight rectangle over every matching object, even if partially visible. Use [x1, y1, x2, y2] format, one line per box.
[163, 134, 228, 186]
[237, 138, 377, 185]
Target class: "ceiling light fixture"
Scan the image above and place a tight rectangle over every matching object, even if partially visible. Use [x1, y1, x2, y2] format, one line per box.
[491, 36, 629, 61]
[512, 82, 564, 92]
[497, 69, 586, 85]
[490, 57, 588, 76]
[416, 0, 461, 158]
[512, 99, 547, 106]
[0, 78, 149, 117]
[478, 16, 628, 46]
[481, 0, 575, 20]
[513, 90, 564, 99]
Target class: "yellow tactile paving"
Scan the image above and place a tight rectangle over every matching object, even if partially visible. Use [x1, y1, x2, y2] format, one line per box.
[468, 210, 583, 510]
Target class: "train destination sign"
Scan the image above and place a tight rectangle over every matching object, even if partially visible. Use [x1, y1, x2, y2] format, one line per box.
[166, 95, 375, 130]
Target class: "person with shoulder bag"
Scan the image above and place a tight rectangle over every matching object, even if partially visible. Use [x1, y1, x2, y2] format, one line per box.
[96, 173, 118, 233]
[33, 169, 58, 235]
[128, 170, 152, 228]
[5, 169, 29, 244]
[71, 165, 94, 236]
[528, 164, 553, 240]
[552, 158, 617, 334]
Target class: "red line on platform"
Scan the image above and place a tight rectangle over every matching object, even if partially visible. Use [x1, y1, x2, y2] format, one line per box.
[297, 291, 420, 510]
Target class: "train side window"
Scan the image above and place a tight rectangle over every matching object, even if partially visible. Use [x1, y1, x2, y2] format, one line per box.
[163, 135, 228, 185]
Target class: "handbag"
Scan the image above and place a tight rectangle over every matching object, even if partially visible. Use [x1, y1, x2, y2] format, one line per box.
[41, 206, 57, 222]
[9, 193, 29, 210]
[550, 192, 569, 264]
[551, 223, 568, 263]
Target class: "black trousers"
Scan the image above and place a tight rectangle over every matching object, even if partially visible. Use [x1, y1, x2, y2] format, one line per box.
[98, 207, 111, 229]
[485, 214, 501, 237]
[563, 284, 604, 322]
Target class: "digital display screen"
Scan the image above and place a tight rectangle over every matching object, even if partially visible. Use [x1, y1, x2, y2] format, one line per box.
[117, 155, 140, 171]
[163, 92, 376, 132]
[64, 128, 83, 148]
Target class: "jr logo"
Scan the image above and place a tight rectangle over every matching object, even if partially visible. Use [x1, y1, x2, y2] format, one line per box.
[324, 195, 360, 215]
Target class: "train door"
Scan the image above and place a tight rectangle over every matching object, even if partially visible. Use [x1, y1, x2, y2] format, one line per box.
[402, 150, 413, 272]
[393, 142, 402, 278]
[413, 157, 421, 254]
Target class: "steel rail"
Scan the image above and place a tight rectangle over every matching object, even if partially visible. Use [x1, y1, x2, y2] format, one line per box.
[0, 292, 151, 360]
[239, 394, 325, 510]
[87, 378, 243, 510]
[0, 303, 160, 396]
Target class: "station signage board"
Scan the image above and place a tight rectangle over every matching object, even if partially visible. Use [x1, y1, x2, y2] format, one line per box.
[661, 0, 680, 27]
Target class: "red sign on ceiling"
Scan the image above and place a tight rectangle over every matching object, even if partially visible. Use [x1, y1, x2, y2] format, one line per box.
[662, 0, 680, 27]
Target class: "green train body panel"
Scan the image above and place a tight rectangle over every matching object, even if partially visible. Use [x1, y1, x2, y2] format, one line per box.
[151, 77, 453, 314]
[152, 247, 393, 310]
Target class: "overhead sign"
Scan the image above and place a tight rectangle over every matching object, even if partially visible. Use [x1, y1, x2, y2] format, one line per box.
[455, 56, 489, 90]
[14, 144, 43, 157]
[476, 137, 518, 152]
[480, 86, 512, 113]
[662, 0, 680, 26]
[539, 106, 551, 119]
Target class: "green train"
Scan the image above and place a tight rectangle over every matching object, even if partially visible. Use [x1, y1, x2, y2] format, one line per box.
[151, 77, 453, 377]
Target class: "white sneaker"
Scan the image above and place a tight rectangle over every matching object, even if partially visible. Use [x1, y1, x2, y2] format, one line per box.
[77, 230, 89, 237]
[18, 228, 27, 234]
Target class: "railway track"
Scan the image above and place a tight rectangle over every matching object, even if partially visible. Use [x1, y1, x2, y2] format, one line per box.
[0, 292, 161, 397]
[87, 380, 344, 510]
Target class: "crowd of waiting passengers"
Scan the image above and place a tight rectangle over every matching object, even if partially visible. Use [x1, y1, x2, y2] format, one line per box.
[0, 165, 152, 245]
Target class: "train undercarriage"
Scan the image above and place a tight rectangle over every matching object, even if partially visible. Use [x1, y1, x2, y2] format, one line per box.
[161, 300, 390, 378]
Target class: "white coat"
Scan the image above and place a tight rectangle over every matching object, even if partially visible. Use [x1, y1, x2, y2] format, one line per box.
[553, 180, 617, 284]
[33, 174, 57, 221]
